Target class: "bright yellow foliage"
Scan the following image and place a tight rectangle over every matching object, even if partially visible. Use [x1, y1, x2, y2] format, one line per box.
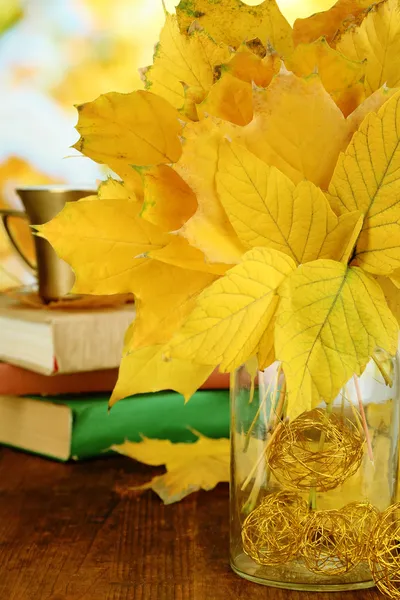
[111, 434, 229, 504]
[145, 14, 231, 116]
[336, 0, 400, 96]
[141, 165, 197, 231]
[224, 48, 281, 87]
[235, 73, 350, 188]
[216, 140, 363, 263]
[110, 344, 214, 406]
[73, 90, 183, 180]
[148, 236, 230, 276]
[197, 73, 253, 125]
[168, 248, 296, 372]
[276, 261, 398, 417]
[329, 90, 400, 276]
[176, 0, 294, 57]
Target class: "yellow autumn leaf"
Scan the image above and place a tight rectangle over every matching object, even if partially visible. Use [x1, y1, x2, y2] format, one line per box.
[73, 90, 183, 180]
[293, 0, 374, 45]
[346, 86, 399, 134]
[36, 182, 170, 295]
[168, 247, 296, 372]
[257, 307, 277, 370]
[145, 13, 231, 115]
[0, 0, 23, 36]
[286, 38, 365, 116]
[224, 48, 281, 87]
[110, 344, 214, 406]
[235, 72, 351, 188]
[174, 117, 246, 263]
[140, 165, 197, 231]
[336, 0, 400, 96]
[329, 90, 400, 276]
[176, 0, 294, 57]
[111, 434, 229, 504]
[377, 275, 400, 326]
[216, 140, 363, 264]
[128, 259, 216, 348]
[148, 236, 230, 275]
[197, 73, 253, 125]
[275, 260, 398, 418]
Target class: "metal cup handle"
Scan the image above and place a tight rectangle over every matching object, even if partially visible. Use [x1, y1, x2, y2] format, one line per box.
[0, 209, 37, 272]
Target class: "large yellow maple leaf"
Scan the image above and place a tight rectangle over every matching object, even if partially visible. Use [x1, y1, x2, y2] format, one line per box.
[216, 140, 363, 264]
[329, 90, 400, 276]
[144, 13, 231, 117]
[275, 260, 398, 418]
[168, 247, 295, 372]
[111, 434, 229, 504]
[234, 72, 351, 188]
[336, 0, 400, 96]
[73, 90, 183, 183]
[176, 0, 294, 57]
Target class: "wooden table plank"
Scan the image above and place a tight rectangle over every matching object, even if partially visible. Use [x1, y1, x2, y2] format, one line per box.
[0, 448, 384, 600]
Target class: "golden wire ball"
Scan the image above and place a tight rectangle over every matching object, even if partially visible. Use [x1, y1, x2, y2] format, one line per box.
[242, 492, 306, 566]
[369, 503, 400, 599]
[267, 408, 365, 492]
[301, 509, 361, 575]
[342, 502, 380, 561]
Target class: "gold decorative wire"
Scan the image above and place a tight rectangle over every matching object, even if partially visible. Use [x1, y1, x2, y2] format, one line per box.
[266, 408, 364, 492]
[369, 503, 400, 599]
[342, 502, 379, 561]
[242, 492, 307, 566]
[301, 509, 361, 575]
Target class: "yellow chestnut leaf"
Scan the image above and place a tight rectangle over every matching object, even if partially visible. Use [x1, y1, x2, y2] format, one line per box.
[329, 90, 400, 276]
[149, 236, 230, 276]
[73, 90, 183, 179]
[197, 73, 253, 125]
[224, 48, 281, 87]
[128, 259, 216, 348]
[276, 260, 398, 418]
[293, 0, 374, 45]
[336, 0, 400, 96]
[111, 434, 229, 504]
[141, 165, 197, 231]
[176, 0, 294, 57]
[174, 117, 246, 264]
[168, 247, 296, 372]
[36, 192, 170, 295]
[145, 13, 231, 114]
[286, 38, 365, 116]
[235, 73, 351, 188]
[110, 344, 214, 407]
[216, 140, 363, 263]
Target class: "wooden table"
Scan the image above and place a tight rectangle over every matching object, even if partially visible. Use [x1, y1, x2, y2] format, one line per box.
[0, 447, 384, 600]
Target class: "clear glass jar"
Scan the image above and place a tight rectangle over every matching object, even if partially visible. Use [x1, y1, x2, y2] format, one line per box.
[230, 353, 400, 591]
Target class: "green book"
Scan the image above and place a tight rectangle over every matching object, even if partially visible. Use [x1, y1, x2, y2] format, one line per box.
[0, 390, 230, 461]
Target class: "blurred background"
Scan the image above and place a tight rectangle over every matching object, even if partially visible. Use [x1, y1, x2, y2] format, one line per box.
[0, 0, 334, 290]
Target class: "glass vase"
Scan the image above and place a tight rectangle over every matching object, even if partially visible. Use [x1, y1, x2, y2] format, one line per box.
[230, 353, 400, 591]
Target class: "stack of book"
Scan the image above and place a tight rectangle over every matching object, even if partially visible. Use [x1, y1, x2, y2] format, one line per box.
[0, 296, 230, 461]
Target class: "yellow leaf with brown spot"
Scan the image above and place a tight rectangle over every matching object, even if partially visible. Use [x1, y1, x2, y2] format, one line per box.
[111, 434, 229, 504]
[36, 189, 170, 295]
[174, 117, 246, 264]
[110, 344, 214, 407]
[336, 0, 400, 96]
[168, 247, 296, 372]
[141, 165, 197, 231]
[293, 0, 375, 45]
[73, 90, 183, 179]
[224, 48, 281, 88]
[197, 73, 253, 125]
[276, 260, 398, 418]
[286, 38, 365, 116]
[145, 13, 231, 116]
[149, 236, 230, 275]
[216, 140, 363, 264]
[235, 73, 350, 188]
[176, 0, 294, 57]
[329, 90, 400, 276]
